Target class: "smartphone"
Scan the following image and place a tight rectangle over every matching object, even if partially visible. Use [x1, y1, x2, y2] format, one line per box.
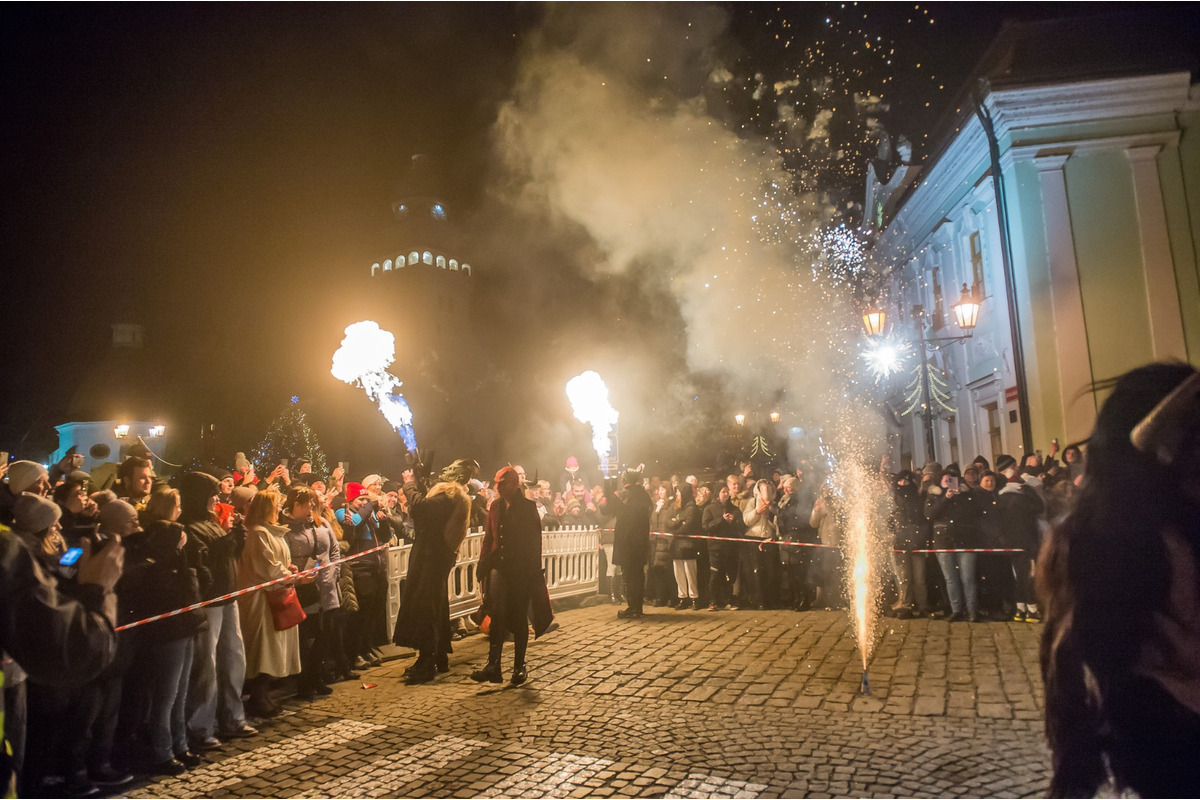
[60, 547, 84, 567]
[947, 476, 960, 493]
[280, 458, 289, 468]
[0, 451, 8, 464]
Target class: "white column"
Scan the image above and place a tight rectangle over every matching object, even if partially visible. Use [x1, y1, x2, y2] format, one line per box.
[1125, 145, 1187, 361]
[1034, 154, 1097, 444]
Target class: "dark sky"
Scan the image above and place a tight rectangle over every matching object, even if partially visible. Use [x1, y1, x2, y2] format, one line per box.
[2, 2, 1190, 474]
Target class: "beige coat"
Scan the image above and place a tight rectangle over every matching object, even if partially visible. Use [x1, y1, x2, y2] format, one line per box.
[238, 522, 301, 679]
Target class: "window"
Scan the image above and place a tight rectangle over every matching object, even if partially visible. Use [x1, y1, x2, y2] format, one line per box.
[969, 232, 985, 296]
[431, 203, 446, 221]
[449, 259, 458, 270]
[985, 401, 1002, 458]
[383, 259, 392, 271]
[931, 266, 945, 329]
[396, 254, 406, 268]
[408, 251, 419, 265]
[371, 263, 380, 276]
[946, 415, 960, 465]
[461, 263, 471, 276]
[423, 251, 433, 265]
[436, 255, 446, 268]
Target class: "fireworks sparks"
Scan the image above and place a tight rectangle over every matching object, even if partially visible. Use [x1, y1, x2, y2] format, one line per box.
[862, 335, 913, 381]
[810, 224, 867, 286]
[330, 321, 418, 452]
[565, 371, 619, 468]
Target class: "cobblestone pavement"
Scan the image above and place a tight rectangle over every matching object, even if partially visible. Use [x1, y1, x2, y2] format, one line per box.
[125, 604, 1051, 798]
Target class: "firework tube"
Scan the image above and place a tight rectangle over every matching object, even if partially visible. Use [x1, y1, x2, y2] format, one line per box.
[114, 543, 390, 632]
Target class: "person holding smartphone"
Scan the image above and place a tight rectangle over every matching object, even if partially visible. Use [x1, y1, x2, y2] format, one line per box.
[926, 466, 984, 622]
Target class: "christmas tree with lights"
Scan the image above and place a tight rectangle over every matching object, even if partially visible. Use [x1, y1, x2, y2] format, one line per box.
[252, 397, 329, 477]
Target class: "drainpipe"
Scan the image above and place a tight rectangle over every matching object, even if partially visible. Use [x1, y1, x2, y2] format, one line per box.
[973, 83, 1034, 456]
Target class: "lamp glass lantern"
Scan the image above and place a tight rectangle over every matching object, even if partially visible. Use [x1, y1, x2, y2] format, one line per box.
[862, 306, 887, 337]
[149, 425, 166, 438]
[113, 424, 130, 439]
[769, 411, 781, 423]
[734, 413, 746, 426]
[951, 283, 981, 331]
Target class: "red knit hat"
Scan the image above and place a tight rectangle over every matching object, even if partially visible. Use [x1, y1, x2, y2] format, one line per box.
[346, 482, 366, 502]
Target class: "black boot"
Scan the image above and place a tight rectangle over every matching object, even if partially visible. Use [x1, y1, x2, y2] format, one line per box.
[470, 644, 504, 684]
[510, 659, 527, 686]
[404, 653, 437, 684]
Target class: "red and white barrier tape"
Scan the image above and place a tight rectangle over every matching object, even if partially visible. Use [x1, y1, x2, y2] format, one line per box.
[114, 543, 389, 632]
[636, 530, 1025, 554]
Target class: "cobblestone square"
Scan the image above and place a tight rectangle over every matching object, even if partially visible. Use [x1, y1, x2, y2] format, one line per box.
[125, 605, 1050, 798]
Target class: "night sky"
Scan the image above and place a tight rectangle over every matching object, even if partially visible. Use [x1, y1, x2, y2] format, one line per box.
[2, 2, 1191, 477]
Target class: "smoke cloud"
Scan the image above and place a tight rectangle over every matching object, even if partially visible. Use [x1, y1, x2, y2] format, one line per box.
[484, 3, 888, 468]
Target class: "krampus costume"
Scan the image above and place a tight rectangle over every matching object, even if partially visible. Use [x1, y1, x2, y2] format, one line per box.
[470, 466, 553, 686]
[393, 459, 477, 684]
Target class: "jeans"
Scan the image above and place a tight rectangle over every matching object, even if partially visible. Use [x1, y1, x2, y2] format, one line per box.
[187, 602, 247, 741]
[936, 551, 978, 618]
[891, 550, 930, 612]
[146, 638, 193, 763]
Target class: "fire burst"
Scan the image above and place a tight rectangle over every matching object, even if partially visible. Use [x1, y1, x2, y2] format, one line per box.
[330, 321, 418, 452]
[862, 335, 912, 381]
[565, 371, 619, 472]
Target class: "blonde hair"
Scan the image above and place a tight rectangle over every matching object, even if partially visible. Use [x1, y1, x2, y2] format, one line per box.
[142, 487, 180, 526]
[245, 488, 282, 529]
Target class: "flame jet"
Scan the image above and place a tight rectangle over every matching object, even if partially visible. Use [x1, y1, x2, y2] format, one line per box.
[565, 370, 619, 471]
[331, 321, 418, 453]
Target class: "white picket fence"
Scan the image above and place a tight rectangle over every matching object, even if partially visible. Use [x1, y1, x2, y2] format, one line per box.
[385, 525, 600, 632]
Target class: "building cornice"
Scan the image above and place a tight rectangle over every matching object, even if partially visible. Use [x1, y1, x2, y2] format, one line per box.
[985, 72, 1192, 139]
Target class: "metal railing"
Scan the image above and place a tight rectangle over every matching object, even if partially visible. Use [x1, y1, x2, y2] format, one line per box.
[385, 525, 600, 632]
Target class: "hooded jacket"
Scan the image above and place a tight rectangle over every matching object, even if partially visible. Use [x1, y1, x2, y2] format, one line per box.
[179, 471, 238, 601]
[667, 488, 701, 560]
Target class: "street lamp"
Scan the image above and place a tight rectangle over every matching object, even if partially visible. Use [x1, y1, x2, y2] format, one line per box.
[113, 424, 130, 439]
[148, 425, 166, 438]
[862, 289, 983, 464]
[769, 411, 781, 424]
[862, 305, 887, 337]
[734, 413, 746, 426]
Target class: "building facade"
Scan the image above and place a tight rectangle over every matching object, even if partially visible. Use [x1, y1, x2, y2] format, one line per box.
[867, 18, 1200, 469]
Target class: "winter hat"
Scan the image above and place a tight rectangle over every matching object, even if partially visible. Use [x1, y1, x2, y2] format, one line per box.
[7, 461, 48, 494]
[14, 492, 62, 533]
[99, 499, 138, 531]
[994, 454, 1017, 473]
[921, 461, 943, 477]
[565, 498, 582, 513]
[230, 485, 257, 513]
[382, 480, 403, 494]
[295, 473, 321, 487]
[66, 469, 91, 485]
[213, 468, 233, 482]
[178, 472, 220, 521]
[345, 482, 367, 502]
[360, 474, 383, 489]
[971, 455, 991, 470]
[943, 462, 962, 478]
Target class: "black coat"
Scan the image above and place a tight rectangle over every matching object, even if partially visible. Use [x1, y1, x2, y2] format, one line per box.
[478, 495, 553, 637]
[702, 499, 742, 569]
[612, 485, 651, 569]
[649, 500, 674, 567]
[776, 492, 812, 565]
[667, 500, 701, 560]
[926, 488, 985, 549]
[393, 480, 459, 656]
[119, 521, 206, 643]
[891, 483, 929, 550]
[997, 484, 1045, 552]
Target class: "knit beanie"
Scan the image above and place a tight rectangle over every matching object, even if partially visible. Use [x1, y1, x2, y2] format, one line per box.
[345, 482, 367, 502]
[994, 454, 1017, 473]
[230, 485, 257, 513]
[8, 461, 48, 494]
[14, 492, 62, 533]
[98, 498, 138, 531]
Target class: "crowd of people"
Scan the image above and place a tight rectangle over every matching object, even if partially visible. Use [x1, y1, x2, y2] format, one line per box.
[3, 358, 1197, 798]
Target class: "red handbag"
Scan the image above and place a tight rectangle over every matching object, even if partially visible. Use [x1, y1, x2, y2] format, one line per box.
[266, 585, 306, 631]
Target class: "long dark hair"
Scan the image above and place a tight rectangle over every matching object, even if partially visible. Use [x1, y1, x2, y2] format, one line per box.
[1038, 361, 1200, 796]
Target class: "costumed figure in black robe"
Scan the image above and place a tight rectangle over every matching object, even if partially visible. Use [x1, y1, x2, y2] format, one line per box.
[470, 466, 553, 686]
[393, 458, 477, 684]
[613, 470, 652, 619]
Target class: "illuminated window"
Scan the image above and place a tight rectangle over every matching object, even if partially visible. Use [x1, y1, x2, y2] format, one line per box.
[432, 203, 446, 220]
[969, 232, 985, 296]
[436, 255, 446, 268]
[423, 251, 433, 265]
[408, 251, 419, 265]
[931, 266, 945, 329]
[449, 259, 459, 270]
[383, 259, 392, 271]
[371, 263, 380, 276]
[461, 263, 471, 276]
[396, 254, 406, 268]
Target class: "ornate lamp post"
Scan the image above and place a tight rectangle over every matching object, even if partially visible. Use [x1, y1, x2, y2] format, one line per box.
[863, 284, 982, 463]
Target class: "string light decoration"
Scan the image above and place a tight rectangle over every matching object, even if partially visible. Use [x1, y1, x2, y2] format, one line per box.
[750, 434, 773, 458]
[901, 362, 956, 417]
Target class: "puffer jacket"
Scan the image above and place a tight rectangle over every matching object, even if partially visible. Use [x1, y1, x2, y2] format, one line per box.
[667, 498, 701, 560]
[649, 498, 674, 568]
[335, 539, 358, 614]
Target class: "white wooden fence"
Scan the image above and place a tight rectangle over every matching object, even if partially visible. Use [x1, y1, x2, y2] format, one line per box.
[385, 525, 600, 632]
